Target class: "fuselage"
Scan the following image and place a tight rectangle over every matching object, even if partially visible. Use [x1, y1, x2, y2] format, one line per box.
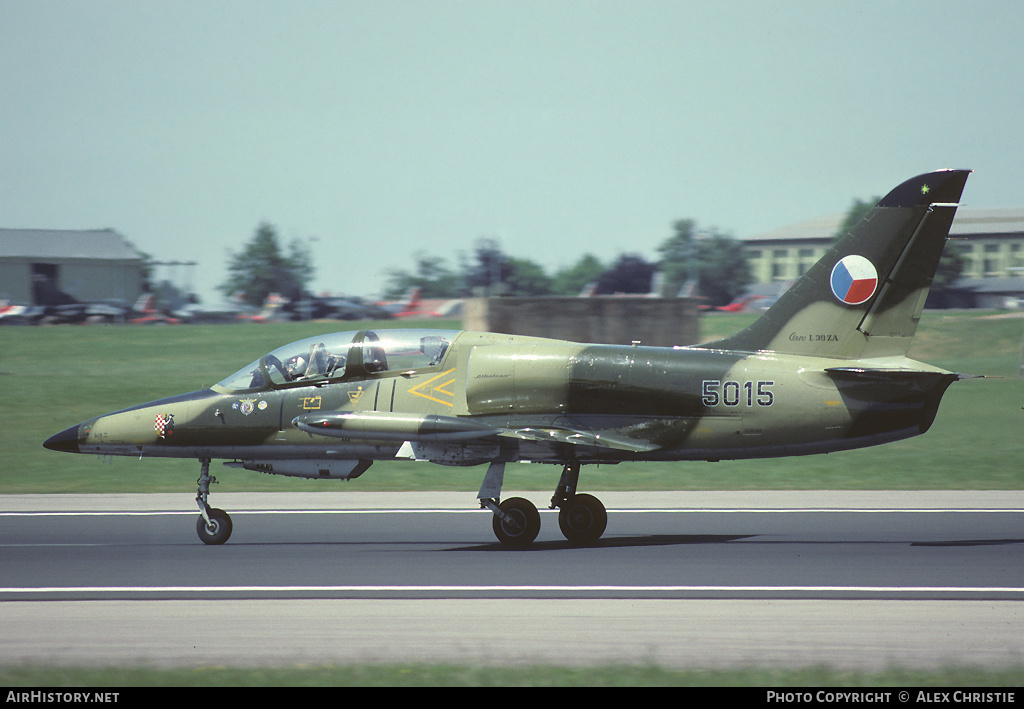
[44, 328, 957, 473]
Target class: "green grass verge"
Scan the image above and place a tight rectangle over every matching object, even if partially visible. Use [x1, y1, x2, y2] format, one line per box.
[3, 312, 1023, 493]
[4, 314, 1023, 685]
[2, 663, 1023, 687]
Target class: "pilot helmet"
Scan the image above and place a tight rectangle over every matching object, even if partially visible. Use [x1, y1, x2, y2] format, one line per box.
[285, 355, 307, 377]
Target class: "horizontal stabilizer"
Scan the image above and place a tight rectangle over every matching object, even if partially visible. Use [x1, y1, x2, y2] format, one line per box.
[824, 367, 963, 383]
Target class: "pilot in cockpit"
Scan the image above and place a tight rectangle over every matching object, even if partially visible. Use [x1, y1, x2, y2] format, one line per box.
[284, 355, 308, 381]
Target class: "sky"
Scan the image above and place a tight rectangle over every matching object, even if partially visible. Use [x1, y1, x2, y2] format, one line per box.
[2, 0, 1022, 304]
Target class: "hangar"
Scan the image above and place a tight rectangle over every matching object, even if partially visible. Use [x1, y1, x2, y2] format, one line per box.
[742, 208, 1024, 308]
[0, 228, 146, 305]
[743, 208, 1024, 283]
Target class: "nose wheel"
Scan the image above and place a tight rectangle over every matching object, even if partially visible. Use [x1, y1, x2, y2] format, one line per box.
[195, 458, 233, 545]
[196, 507, 232, 545]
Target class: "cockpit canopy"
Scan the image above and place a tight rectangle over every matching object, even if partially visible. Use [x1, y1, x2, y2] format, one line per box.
[215, 329, 458, 393]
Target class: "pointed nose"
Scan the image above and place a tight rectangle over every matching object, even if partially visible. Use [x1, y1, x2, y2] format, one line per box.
[44, 425, 80, 453]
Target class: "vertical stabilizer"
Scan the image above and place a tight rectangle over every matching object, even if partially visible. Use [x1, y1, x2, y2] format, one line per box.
[703, 169, 970, 359]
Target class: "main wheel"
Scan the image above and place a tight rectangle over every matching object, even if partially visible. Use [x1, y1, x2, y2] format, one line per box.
[558, 493, 607, 543]
[196, 508, 233, 545]
[491, 497, 541, 548]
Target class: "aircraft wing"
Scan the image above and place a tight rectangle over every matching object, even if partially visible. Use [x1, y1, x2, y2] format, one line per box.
[294, 411, 662, 452]
[497, 425, 662, 453]
[293, 411, 500, 442]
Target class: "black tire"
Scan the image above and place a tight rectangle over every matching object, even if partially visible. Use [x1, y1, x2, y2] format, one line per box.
[491, 497, 541, 548]
[196, 508, 233, 545]
[557, 493, 607, 543]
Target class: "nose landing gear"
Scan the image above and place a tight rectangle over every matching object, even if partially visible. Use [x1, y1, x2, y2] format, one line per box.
[196, 458, 232, 545]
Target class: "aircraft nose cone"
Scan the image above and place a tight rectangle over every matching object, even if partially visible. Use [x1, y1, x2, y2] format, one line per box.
[44, 425, 80, 453]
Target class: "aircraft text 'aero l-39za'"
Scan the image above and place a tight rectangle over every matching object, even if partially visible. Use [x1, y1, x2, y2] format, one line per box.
[46, 169, 974, 547]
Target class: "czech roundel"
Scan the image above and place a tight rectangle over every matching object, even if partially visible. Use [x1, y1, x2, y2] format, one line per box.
[830, 255, 878, 306]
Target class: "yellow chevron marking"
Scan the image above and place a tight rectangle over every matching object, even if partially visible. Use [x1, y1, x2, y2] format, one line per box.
[409, 368, 457, 407]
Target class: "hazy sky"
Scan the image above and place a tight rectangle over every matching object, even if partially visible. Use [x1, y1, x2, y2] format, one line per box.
[2, 0, 1022, 303]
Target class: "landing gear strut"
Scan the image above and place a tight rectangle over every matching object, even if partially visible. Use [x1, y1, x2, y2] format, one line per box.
[478, 461, 541, 547]
[196, 458, 232, 545]
[550, 462, 607, 544]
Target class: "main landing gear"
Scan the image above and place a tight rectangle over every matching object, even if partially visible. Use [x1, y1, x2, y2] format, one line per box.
[478, 461, 607, 548]
[551, 461, 608, 544]
[189, 456, 605, 548]
[196, 458, 232, 545]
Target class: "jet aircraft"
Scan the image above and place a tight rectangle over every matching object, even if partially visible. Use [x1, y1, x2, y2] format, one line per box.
[45, 169, 973, 547]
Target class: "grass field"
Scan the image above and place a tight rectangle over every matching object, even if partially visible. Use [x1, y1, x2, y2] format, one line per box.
[4, 313, 1023, 686]
[3, 310, 1023, 494]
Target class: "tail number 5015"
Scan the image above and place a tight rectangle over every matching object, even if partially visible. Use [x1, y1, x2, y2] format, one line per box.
[702, 380, 775, 407]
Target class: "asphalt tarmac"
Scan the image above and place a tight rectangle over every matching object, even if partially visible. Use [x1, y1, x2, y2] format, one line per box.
[1, 491, 1022, 669]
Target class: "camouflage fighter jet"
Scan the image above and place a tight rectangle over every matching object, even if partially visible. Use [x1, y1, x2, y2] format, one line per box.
[45, 169, 973, 547]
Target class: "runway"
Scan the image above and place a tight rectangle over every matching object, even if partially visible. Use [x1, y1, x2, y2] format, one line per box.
[1, 491, 1022, 669]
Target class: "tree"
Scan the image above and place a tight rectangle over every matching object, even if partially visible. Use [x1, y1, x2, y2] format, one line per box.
[220, 222, 314, 306]
[833, 197, 879, 240]
[657, 219, 751, 306]
[385, 240, 555, 298]
[383, 252, 462, 299]
[504, 257, 553, 296]
[465, 237, 515, 295]
[934, 242, 967, 293]
[551, 254, 606, 296]
[594, 253, 658, 295]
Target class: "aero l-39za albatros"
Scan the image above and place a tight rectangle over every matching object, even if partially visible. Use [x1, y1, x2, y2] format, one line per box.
[46, 169, 974, 547]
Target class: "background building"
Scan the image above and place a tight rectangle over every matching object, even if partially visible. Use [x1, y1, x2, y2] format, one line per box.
[742, 208, 1024, 308]
[0, 228, 147, 305]
[463, 296, 699, 347]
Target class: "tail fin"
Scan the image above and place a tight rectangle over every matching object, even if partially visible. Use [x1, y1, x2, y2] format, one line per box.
[703, 169, 971, 359]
